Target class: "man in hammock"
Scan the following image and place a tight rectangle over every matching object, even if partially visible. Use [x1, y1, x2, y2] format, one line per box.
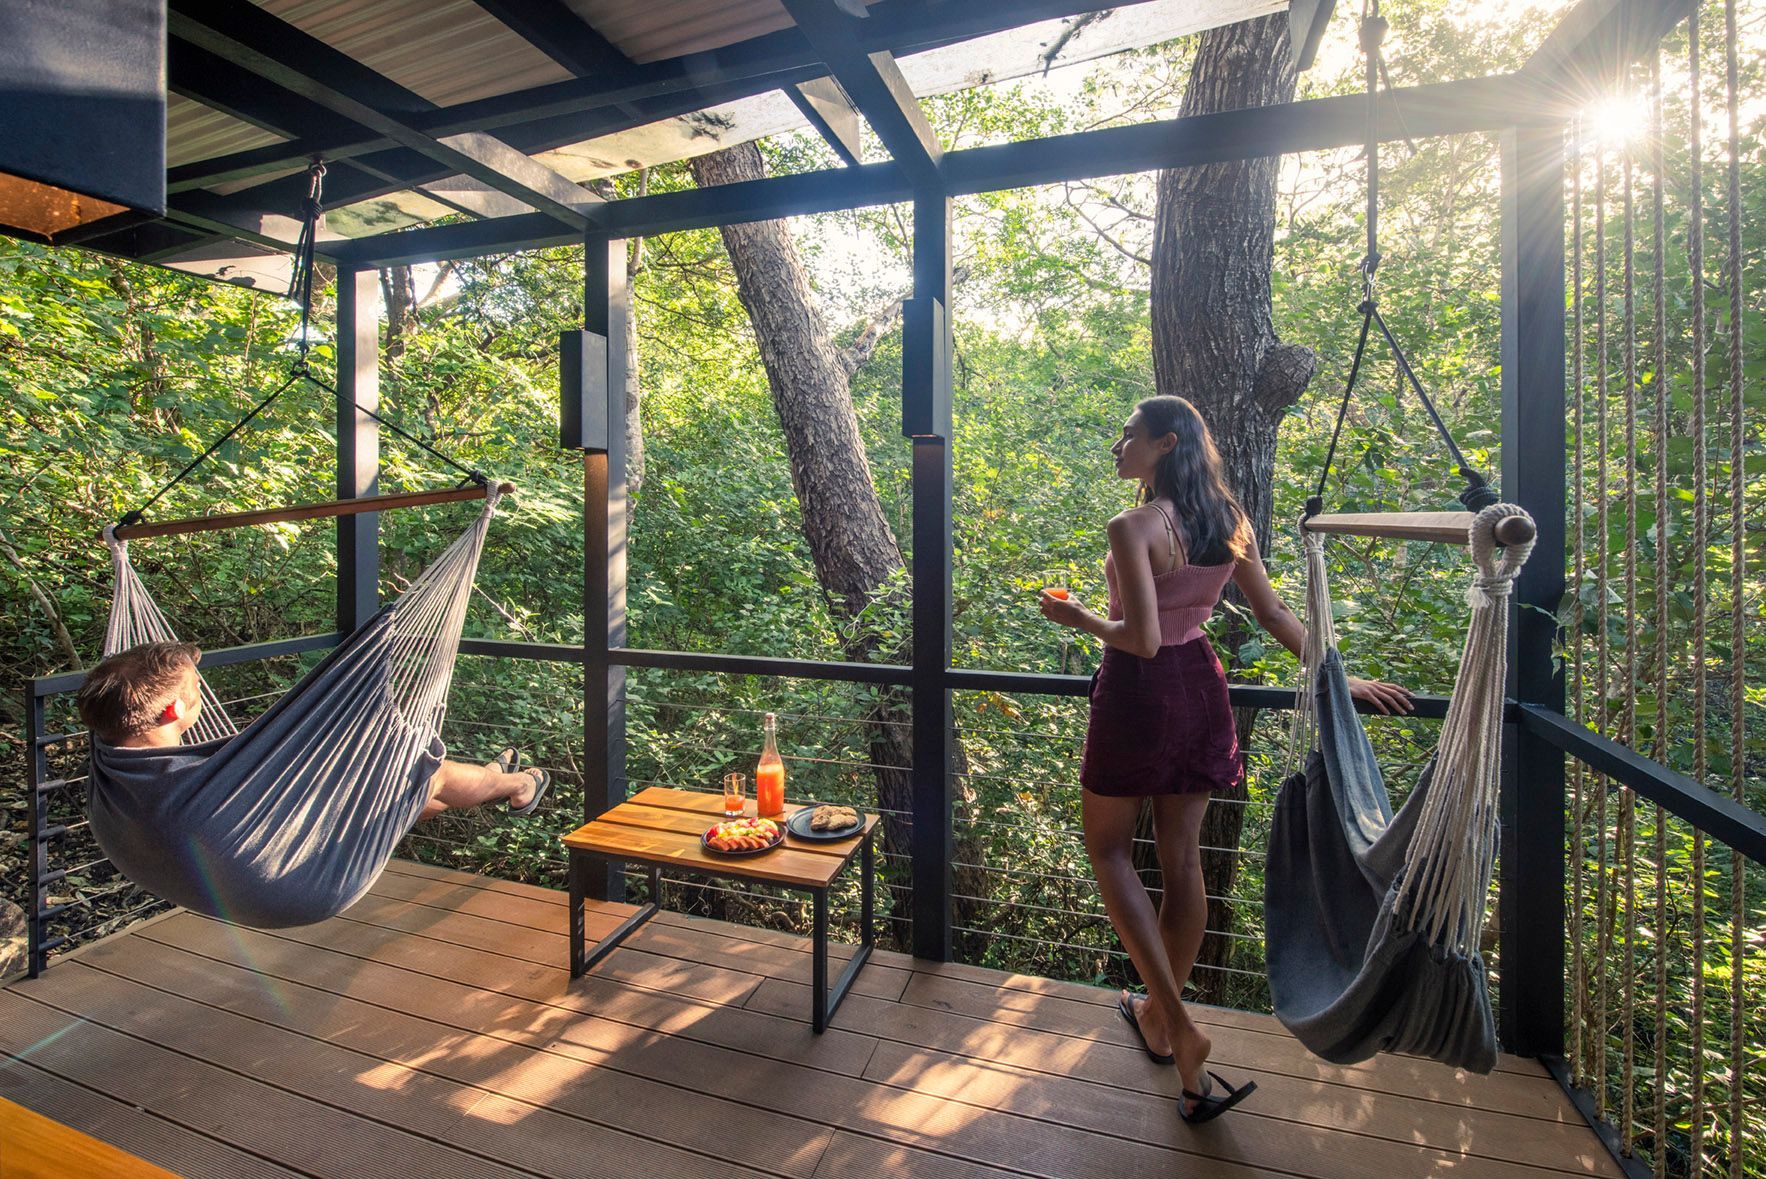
[77, 641, 550, 820]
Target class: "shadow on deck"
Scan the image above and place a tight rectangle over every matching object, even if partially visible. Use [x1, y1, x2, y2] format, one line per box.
[0, 859, 1618, 1178]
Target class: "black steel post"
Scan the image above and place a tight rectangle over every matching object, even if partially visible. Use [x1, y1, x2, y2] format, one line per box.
[905, 190, 954, 961]
[582, 235, 628, 902]
[25, 690, 47, 978]
[1499, 123, 1568, 1058]
[335, 266, 381, 633]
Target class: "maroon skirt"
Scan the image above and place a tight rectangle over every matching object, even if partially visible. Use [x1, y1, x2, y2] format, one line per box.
[1079, 637, 1242, 797]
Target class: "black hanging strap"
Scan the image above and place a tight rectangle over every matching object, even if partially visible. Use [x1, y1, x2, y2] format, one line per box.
[119, 158, 486, 528]
[288, 160, 326, 369]
[1305, 1, 1497, 521]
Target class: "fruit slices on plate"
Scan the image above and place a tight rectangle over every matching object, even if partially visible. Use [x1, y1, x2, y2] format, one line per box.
[704, 816, 783, 853]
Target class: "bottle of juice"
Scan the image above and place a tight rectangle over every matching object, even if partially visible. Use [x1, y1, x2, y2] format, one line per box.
[756, 712, 785, 818]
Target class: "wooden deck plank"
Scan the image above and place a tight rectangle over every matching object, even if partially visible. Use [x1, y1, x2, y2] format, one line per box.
[862, 1037, 1618, 1176]
[364, 869, 911, 1001]
[133, 917, 1255, 1178]
[142, 911, 882, 1080]
[66, 934, 834, 1178]
[0, 988, 536, 1179]
[0, 1065, 306, 1179]
[2, 864, 1621, 1179]
[744, 975, 1574, 1124]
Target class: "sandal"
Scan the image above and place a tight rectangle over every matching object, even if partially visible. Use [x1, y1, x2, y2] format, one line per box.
[1179, 1070, 1257, 1124]
[508, 768, 550, 816]
[493, 747, 521, 775]
[1116, 992, 1175, 1066]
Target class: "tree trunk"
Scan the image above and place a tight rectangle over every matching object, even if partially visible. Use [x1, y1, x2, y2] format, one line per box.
[1149, 13, 1317, 1003]
[690, 143, 986, 954]
[381, 265, 418, 361]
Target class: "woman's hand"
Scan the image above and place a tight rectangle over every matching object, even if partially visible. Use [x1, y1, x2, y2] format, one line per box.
[1038, 589, 1088, 630]
[1347, 676, 1415, 715]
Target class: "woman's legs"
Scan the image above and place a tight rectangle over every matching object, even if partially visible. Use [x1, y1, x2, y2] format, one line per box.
[1150, 791, 1215, 1092]
[419, 757, 538, 820]
[1083, 790, 1187, 1059]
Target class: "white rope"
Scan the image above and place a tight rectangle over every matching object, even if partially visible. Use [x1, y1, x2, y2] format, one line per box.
[1393, 504, 1532, 951]
[98, 484, 502, 758]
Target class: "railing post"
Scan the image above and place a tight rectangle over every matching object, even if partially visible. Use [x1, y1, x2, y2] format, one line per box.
[336, 266, 381, 633]
[1499, 123, 1567, 1058]
[25, 688, 48, 978]
[906, 190, 954, 961]
[580, 235, 628, 903]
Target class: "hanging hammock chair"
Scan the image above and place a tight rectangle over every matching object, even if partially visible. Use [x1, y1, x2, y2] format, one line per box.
[84, 159, 515, 928]
[88, 483, 506, 929]
[1265, 503, 1532, 1073]
[1261, 3, 1541, 1072]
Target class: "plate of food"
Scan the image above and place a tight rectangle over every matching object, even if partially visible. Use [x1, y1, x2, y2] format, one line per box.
[702, 816, 785, 856]
[785, 804, 865, 842]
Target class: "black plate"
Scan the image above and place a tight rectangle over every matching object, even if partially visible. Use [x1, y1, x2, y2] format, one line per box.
[701, 821, 786, 856]
[786, 805, 866, 842]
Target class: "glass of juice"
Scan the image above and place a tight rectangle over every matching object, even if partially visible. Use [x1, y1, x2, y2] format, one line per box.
[722, 772, 746, 818]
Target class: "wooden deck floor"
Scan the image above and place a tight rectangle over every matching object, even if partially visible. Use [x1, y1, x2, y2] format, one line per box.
[0, 859, 1618, 1179]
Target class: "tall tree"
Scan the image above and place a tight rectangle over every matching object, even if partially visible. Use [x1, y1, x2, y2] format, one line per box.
[1150, 13, 1316, 1001]
[689, 143, 986, 949]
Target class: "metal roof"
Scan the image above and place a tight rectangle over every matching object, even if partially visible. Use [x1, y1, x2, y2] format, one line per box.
[94, 0, 1299, 288]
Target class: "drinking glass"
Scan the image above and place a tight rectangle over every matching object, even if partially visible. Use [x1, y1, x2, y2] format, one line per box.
[722, 772, 747, 818]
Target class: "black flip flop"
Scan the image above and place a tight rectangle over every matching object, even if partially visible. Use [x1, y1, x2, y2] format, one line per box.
[1179, 1070, 1257, 1124]
[493, 747, 521, 775]
[509, 768, 550, 816]
[1116, 993, 1175, 1066]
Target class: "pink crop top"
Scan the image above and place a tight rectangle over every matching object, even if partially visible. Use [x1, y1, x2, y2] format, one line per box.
[1102, 504, 1236, 647]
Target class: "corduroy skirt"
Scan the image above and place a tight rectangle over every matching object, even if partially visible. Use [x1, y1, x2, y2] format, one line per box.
[1079, 637, 1242, 797]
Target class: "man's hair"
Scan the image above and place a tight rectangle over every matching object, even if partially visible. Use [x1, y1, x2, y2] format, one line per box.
[75, 641, 202, 745]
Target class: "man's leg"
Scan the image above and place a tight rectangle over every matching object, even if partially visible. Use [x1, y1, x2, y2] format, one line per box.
[419, 758, 538, 819]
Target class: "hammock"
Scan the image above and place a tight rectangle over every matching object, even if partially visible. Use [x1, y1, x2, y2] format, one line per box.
[1264, 502, 1532, 1073]
[86, 485, 502, 928]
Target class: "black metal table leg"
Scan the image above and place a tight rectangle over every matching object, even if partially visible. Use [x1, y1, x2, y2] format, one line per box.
[812, 886, 829, 1034]
[571, 853, 659, 979]
[568, 851, 586, 978]
[817, 828, 876, 1033]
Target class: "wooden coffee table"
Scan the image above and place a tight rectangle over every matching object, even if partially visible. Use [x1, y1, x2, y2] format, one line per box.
[561, 786, 879, 1033]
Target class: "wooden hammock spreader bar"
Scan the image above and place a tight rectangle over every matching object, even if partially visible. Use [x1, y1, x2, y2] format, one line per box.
[1303, 510, 1536, 547]
[108, 482, 515, 542]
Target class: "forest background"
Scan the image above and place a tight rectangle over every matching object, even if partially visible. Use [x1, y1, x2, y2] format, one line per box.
[0, 0, 1760, 1091]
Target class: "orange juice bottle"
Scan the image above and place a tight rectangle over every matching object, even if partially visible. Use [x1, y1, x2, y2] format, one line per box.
[756, 712, 785, 818]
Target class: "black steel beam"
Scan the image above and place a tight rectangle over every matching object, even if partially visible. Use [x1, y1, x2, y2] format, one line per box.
[779, 0, 943, 190]
[1522, 0, 1693, 105]
[167, 1, 1136, 194]
[941, 73, 1566, 193]
[336, 268, 381, 635]
[470, 0, 640, 79]
[789, 77, 864, 166]
[1498, 124, 1567, 1060]
[168, 0, 599, 231]
[328, 73, 1563, 267]
[1520, 706, 1766, 867]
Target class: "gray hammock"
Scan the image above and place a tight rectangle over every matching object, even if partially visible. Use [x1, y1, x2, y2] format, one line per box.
[1264, 503, 1532, 1074]
[86, 486, 502, 928]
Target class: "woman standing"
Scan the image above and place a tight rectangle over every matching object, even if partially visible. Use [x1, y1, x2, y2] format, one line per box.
[1039, 395, 1411, 1122]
